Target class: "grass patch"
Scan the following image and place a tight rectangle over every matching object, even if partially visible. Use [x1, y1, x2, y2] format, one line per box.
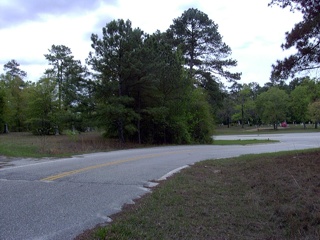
[0, 132, 144, 158]
[76, 150, 320, 240]
[0, 143, 40, 158]
[213, 139, 278, 145]
[215, 124, 320, 135]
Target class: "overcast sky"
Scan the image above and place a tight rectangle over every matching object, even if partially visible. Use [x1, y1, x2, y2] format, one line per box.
[0, 0, 302, 85]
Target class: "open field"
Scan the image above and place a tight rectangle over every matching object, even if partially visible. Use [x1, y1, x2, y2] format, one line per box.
[76, 149, 320, 240]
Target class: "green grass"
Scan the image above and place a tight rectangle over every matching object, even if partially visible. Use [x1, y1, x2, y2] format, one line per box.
[215, 124, 320, 135]
[76, 149, 320, 240]
[0, 143, 40, 158]
[213, 139, 278, 145]
[0, 132, 129, 158]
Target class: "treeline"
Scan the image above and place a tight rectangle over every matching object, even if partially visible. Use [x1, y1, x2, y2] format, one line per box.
[220, 78, 320, 130]
[1, 7, 319, 144]
[0, 9, 241, 144]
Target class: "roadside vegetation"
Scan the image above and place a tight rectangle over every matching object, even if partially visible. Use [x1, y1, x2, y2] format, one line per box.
[0, 129, 279, 159]
[0, 131, 143, 160]
[0, 122, 317, 159]
[212, 139, 278, 145]
[215, 124, 320, 135]
[76, 149, 320, 240]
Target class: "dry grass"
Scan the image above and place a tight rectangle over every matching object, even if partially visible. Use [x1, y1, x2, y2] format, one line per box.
[0, 132, 144, 159]
[76, 150, 320, 240]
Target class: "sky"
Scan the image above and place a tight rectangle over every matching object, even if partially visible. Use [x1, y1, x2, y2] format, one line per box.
[0, 0, 303, 85]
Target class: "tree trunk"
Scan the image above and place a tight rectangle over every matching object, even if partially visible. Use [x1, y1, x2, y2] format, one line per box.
[3, 123, 9, 133]
[241, 101, 244, 128]
[118, 119, 125, 144]
[137, 91, 141, 144]
[137, 119, 141, 144]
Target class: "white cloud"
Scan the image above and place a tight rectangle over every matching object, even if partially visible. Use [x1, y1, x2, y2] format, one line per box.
[0, 10, 99, 80]
[195, 0, 302, 83]
[0, 0, 303, 85]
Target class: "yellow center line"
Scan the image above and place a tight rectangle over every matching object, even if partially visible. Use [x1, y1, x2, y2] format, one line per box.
[40, 150, 193, 181]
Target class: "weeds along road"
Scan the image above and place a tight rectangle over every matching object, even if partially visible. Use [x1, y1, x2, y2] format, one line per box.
[0, 132, 319, 240]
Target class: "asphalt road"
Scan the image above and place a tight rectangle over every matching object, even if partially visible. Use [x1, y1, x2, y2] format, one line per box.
[0, 132, 319, 240]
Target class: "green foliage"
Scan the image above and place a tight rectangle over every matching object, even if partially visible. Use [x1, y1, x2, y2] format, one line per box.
[187, 88, 215, 143]
[0, 74, 29, 132]
[138, 32, 199, 144]
[289, 85, 310, 125]
[88, 19, 215, 144]
[168, 8, 240, 115]
[98, 96, 139, 140]
[168, 8, 241, 83]
[308, 100, 320, 123]
[0, 81, 6, 129]
[3, 59, 27, 78]
[216, 95, 235, 126]
[26, 77, 58, 135]
[270, 0, 320, 79]
[44, 45, 89, 133]
[140, 35, 214, 144]
[88, 19, 144, 142]
[232, 84, 258, 126]
[256, 87, 289, 129]
[300, 77, 320, 102]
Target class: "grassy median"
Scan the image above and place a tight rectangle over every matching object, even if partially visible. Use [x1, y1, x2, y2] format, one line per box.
[76, 150, 320, 240]
[213, 139, 278, 145]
